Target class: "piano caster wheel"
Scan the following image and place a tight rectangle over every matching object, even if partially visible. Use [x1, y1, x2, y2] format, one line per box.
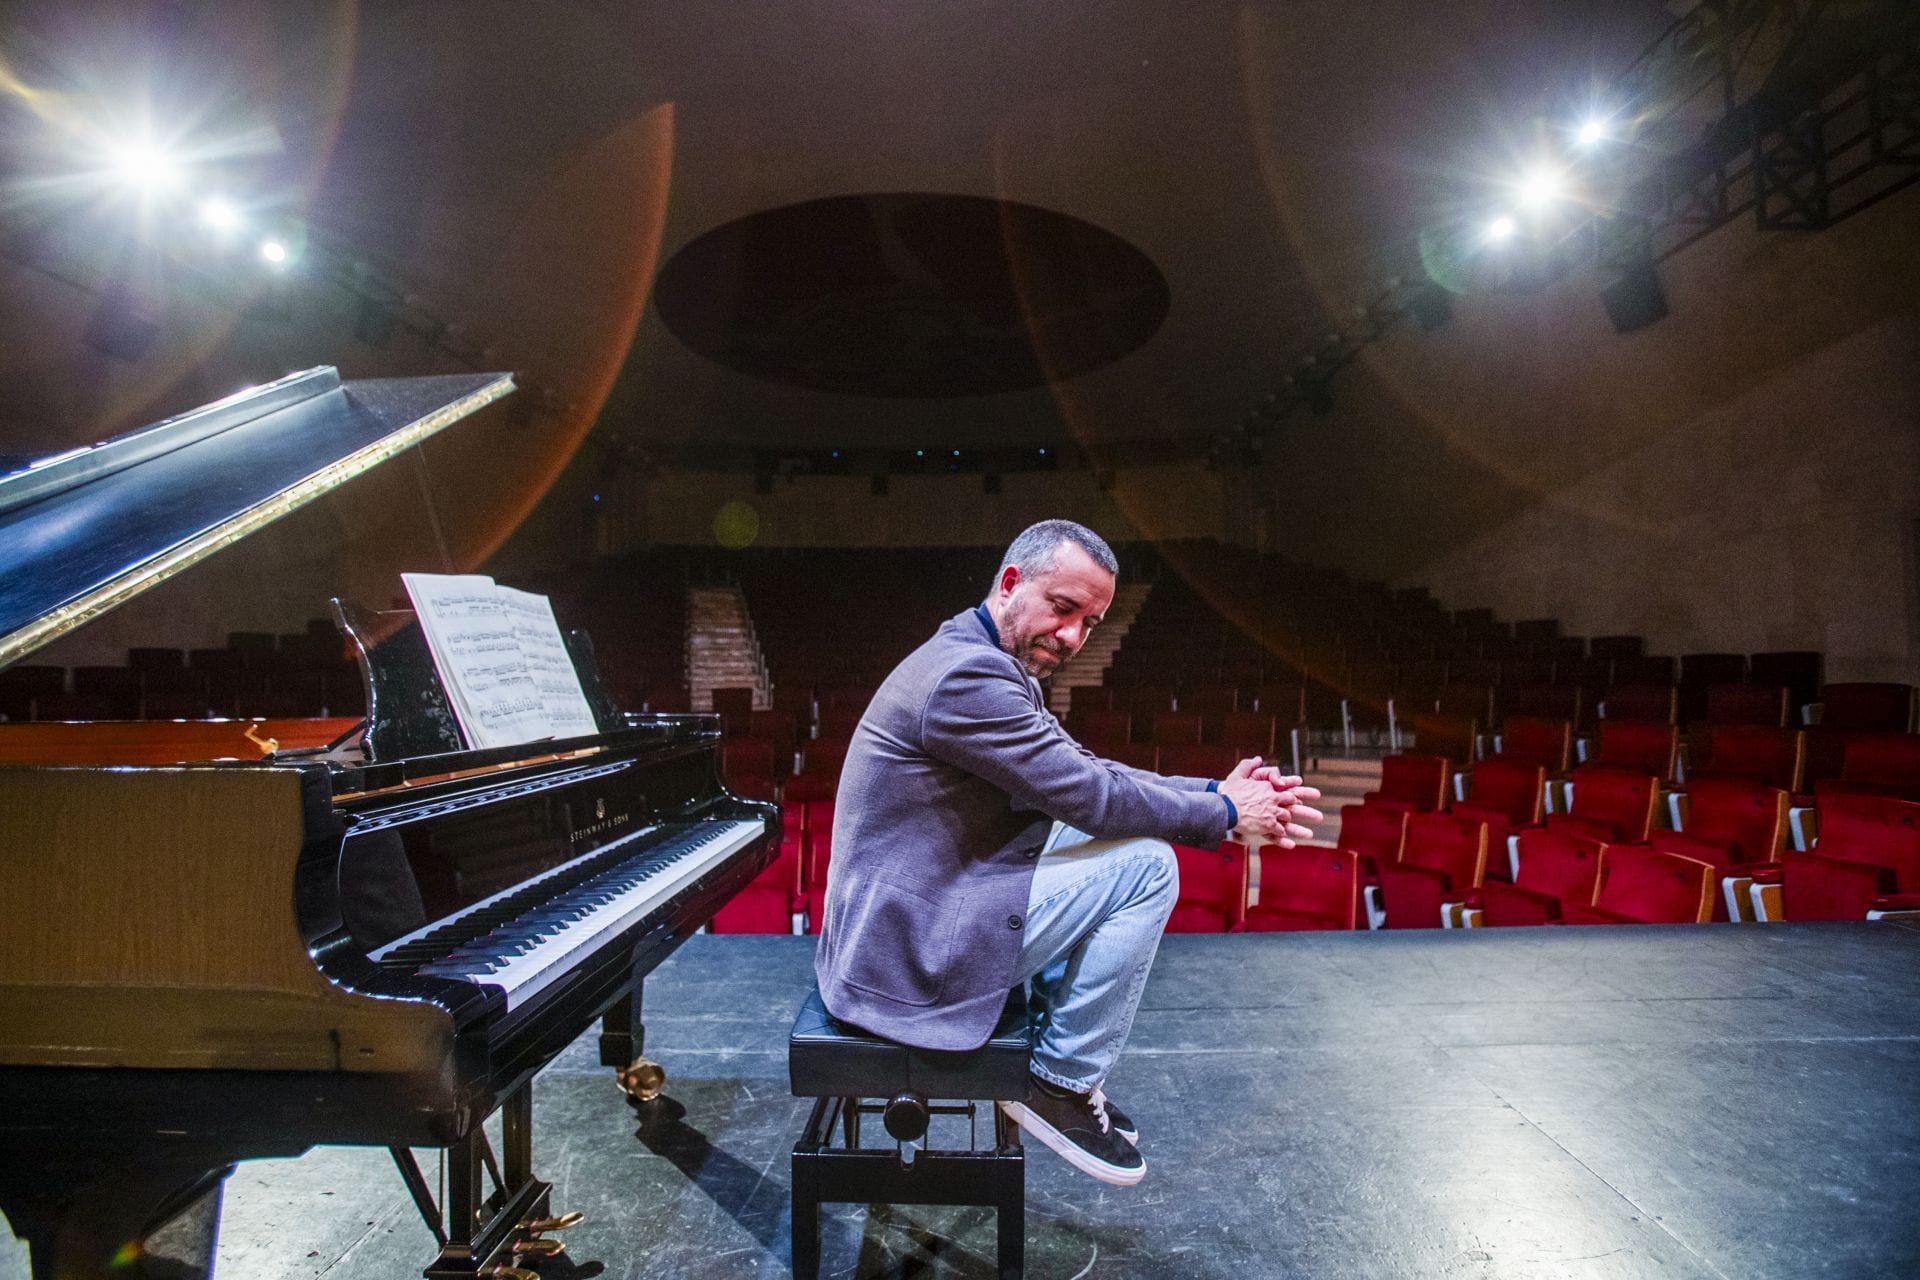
[616, 1057, 666, 1102]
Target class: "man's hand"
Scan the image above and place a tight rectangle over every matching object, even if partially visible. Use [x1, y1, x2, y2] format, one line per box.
[1217, 763, 1325, 848]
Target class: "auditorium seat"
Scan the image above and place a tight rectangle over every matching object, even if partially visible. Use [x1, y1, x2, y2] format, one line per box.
[1498, 716, 1573, 776]
[1066, 708, 1131, 744]
[817, 707, 865, 741]
[709, 842, 803, 934]
[1748, 651, 1823, 724]
[1069, 685, 1115, 713]
[1612, 655, 1677, 687]
[1435, 682, 1495, 725]
[1337, 803, 1408, 874]
[1604, 684, 1676, 725]
[1589, 719, 1679, 783]
[1126, 685, 1177, 724]
[1254, 683, 1305, 726]
[1816, 682, 1916, 732]
[1158, 744, 1237, 782]
[1239, 846, 1363, 931]
[771, 684, 816, 737]
[70, 667, 140, 720]
[1547, 765, 1660, 844]
[1653, 776, 1788, 920]
[723, 738, 779, 796]
[0, 665, 65, 721]
[1340, 660, 1395, 749]
[1694, 725, 1803, 792]
[644, 682, 692, 713]
[1362, 754, 1450, 814]
[1751, 794, 1920, 922]
[1678, 653, 1747, 724]
[748, 709, 801, 777]
[1404, 716, 1477, 786]
[1475, 830, 1606, 926]
[711, 686, 755, 734]
[1816, 733, 1920, 804]
[1214, 710, 1278, 759]
[801, 803, 837, 934]
[1151, 711, 1205, 746]
[1106, 742, 1159, 773]
[1703, 683, 1790, 729]
[1180, 686, 1238, 720]
[786, 739, 851, 804]
[1165, 843, 1250, 932]
[1506, 685, 1585, 728]
[1376, 812, 1488, 928]
[1562, 847, 1714, 925]
[1452, 757, 1546, 881]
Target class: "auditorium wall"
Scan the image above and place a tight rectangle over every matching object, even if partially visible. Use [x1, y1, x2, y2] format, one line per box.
[620, 464, 1233, 550]
[1268, 193, 1920, 684]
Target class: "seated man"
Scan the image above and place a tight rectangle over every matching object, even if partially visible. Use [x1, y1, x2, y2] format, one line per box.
[814, 520, 1319, 1185]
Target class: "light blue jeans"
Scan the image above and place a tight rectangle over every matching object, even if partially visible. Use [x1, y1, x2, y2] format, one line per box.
[1011, 823, 1179, 1092]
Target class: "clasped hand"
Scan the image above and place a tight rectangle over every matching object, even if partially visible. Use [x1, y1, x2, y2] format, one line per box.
[1217, 757, 1324, 849]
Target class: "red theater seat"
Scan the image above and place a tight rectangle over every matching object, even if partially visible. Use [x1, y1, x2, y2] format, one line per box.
[1563, 847, 1714, 925]
[1338, 803, 1409, 877]
[1152, 711, 1205, 745]
[1704, 683, 1790, 729]
[1756, 793, 1920, 921]
[1477, 829, 1605, 926]
[1067, 708, 1131, 744]
[1215, 711, 1278, 759]
[1181, 686, 1238, 720]
[1453, 757, 1546, 881]
[1818, 683, 1917, 732]
[1240, 846, 1362, 931]
[1605, 685, 1677, 725]
[1165, 842, 1250, 932]
[711, 686, 755, 734]
[1817, 733, 1920, 804]
[1363, 754, 1449, 814]
[1500, 716, 1573, 774]
[1590, 719, 1678, 782]
[1547, 765, 1660, 844]
[1695, 725, 1803, 792]
[1654, 776, 1788, 920]
[817, 707, 865, 741]
[709, 844, 802, 934]
[1376, 812, 1488, 928]
[1158, 744, 1237, 782]
[1069, 685, 1115, 713]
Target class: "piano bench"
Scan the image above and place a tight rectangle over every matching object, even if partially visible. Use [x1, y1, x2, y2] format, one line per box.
[788, 984, 1033, 1280]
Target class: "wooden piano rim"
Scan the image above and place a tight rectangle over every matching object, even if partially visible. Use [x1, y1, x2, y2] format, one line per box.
[0, 717, 611, 800]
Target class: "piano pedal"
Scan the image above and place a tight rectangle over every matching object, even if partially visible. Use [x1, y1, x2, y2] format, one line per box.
[615, 1057, 666, 1102]
[484, 1267, 539, 1280]
[513, 1236, 568, 1259]
[524, 1211, 585, 1234]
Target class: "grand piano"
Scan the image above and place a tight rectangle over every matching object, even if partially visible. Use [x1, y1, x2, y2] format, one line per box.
[0, 369, 779, 1279]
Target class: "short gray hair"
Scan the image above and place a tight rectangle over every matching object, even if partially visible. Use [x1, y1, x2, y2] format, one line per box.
[995, 520, 1118, 587]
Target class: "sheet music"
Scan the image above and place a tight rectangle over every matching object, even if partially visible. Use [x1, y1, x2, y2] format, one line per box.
[401, 573, 554, 749]
[496, 585, 600, 739]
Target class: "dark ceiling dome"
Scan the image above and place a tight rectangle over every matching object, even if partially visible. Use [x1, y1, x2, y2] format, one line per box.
[652, 193, 1170, 398]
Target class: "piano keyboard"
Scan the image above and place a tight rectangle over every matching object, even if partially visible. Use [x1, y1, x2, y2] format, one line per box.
[371, 818, 763, 1012]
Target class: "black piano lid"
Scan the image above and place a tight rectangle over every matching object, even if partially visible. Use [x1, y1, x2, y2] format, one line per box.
[0, 366, 515, 669]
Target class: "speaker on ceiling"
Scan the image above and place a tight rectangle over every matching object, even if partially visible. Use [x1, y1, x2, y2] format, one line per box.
[1601, 264, 1668, 333]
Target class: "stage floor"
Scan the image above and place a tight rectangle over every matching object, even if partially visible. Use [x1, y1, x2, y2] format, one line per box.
[5, 923, 1918, 1279]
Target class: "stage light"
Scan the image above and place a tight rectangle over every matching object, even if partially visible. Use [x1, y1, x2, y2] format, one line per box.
[108, 141, 180, 192]
[1517, 168, 1563, 209]
[259, 239, 287, 264]
[1486, 215, 1517, 242]
[198, 197, 240, 230]
[1577, 118, 1608, 147]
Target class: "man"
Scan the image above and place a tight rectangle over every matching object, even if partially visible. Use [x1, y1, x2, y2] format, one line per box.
[815, 520, 1321, 1186]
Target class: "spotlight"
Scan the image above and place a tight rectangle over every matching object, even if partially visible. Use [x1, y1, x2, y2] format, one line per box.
[198, 197, 240, 230]
[1486, 215, 1517, 242]
[1517, 168, 1562, 209]
[1576, 116, 1612, 147]
[259, 239, 287, 264]
[108, 141, 179, 192]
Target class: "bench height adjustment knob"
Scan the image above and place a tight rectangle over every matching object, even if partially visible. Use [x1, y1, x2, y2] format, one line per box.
[882, 1091, 930, 1142]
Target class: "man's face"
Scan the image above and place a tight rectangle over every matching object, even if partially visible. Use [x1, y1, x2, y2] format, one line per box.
[989, 542, 1116, 679]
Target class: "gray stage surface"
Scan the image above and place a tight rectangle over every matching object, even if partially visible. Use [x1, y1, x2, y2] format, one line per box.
[4, 923, 1918, 1279]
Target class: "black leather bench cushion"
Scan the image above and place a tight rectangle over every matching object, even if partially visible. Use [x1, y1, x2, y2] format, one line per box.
[789, 985, 1034, 1099]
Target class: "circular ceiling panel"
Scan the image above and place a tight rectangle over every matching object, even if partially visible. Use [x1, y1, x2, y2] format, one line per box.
[653, 193, 1169, 397]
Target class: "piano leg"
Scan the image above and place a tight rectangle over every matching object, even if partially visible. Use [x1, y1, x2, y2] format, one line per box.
[422, 1085, 557, 1280]
[601, 978, 666, 1102]
[0, 1154, 229, 1280]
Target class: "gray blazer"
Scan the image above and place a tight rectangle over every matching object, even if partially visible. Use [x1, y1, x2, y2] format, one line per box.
[814, 608, 1232, 1050]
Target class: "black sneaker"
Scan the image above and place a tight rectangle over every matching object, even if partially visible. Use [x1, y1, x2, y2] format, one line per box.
[1091, 1085, 1139, 1146]
[1001, 1076, 1146, 1186]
